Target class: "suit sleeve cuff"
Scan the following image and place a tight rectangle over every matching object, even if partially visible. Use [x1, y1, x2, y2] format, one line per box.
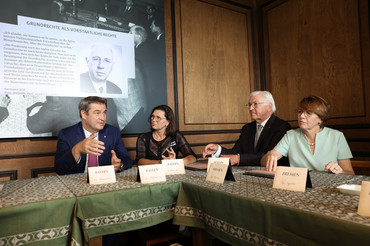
[212, 145, 222, 157]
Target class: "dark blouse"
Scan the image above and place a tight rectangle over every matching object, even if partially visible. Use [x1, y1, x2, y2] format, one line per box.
[136, 131, 196, 162]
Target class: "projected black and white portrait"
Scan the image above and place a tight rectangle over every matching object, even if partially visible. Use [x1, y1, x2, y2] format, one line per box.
[0, 0, 167, 138]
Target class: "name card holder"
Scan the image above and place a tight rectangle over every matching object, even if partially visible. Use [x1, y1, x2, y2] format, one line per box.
[358, 181, 370, 217]
[138, 164, 166, 184]
[273, 166, 312, 192]
[207, 158, 229, 172]
[208, 157, 235, 182]
[206, 163, 229, 184]
[225, 164, 236, 182]
[87, 165, 116, 185]
[206, 157, 235, 183]
[162, 159, 185, 175]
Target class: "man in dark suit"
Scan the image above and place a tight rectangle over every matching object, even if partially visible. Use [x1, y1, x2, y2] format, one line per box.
[150, 16, 165, 49]
[117, 0, 143, 26]
[80, 44, 122, 94]
[203, 91, 290, 166]
[54, 96, 132, 175]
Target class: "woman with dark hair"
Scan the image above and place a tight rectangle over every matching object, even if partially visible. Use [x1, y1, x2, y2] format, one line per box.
[136, 105, 197, 165]
[262, 96, 354, 174]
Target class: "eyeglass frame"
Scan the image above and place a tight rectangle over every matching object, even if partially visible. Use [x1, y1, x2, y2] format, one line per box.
[296, 109, 314, 117]
[247, 102, 267, 109]
[150, 115, 166, 121]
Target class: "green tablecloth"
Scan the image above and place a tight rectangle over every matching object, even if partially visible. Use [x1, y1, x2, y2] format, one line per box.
[173, 169, 370, 246]
[0, 176, 76, 246]
[1, 167, 370, 246]
[0, 168, 182, 246]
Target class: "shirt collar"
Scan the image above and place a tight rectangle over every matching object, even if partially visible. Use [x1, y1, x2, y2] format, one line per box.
[257, 115, 271, 128]
[83, 126, 99, 140]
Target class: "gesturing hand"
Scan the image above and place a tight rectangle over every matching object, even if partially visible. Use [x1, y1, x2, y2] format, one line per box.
[111, 150, 122, 171]
[162, 147, 176, 160]
[72, 133, 105, 162]
[202, 144, 218, 158]
[83, 133, 105, 156]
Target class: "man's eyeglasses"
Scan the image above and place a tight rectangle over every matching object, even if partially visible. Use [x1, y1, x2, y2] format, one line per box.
[150, 115, 165, 121]
[247, 102, 266, 109]
[296, 110, 313, 117]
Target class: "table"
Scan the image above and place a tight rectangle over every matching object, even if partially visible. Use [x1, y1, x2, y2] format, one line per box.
[59, 170, 181, 244]
[1, 167, 370, 246]
[173, 168, 370, 246]
[0, 169, 181, 246]
[0, 176, 76, 246]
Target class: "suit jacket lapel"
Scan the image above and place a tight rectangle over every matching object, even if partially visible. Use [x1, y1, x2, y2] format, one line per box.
[76, 123, 88, 169]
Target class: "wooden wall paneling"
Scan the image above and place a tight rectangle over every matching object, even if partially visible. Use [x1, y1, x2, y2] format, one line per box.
[31, 167, 56, 178]
[0, 138, 57, 157]
[262, 0, 369, 127]
[122, 136, 139, 161]
[351, 160, 370, 176]
[341, 128, 370, 140]
[185, 132, 240, 144]
[184, 132, 240, 156]
[0, 170, 17, 181]
[340, 127, 370, 158]
[174, 0, 256, 132]
[348, 141, 370, 156]
[0, 139, 57, 179]
[0, 156, 54, 179]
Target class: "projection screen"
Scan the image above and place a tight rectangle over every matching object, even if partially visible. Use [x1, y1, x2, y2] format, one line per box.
[0, 0, 167, 138]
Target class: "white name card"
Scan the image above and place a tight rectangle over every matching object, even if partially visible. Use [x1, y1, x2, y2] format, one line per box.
[273, 166, 308, 192]
[138, 164, 166, 184]
[358, 181, 370, 217]
[207, 157, 229, 173]
[206, 162, 229, 184]
[162, 159, 185, 175]
[88, 165, 116, 185]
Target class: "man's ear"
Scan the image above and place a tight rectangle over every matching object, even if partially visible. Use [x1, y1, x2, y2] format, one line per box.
[81, 110, 87, 119]
[268, 103, 273, 111]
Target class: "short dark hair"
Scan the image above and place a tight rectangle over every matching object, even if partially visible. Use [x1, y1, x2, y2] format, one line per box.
[79, 96, 107, 118]
[152, 16, 164, 31]
[298, 96, 330, 128]
[148, 105, 177, 136]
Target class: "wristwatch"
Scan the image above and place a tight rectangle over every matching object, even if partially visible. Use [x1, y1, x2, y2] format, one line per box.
[119, 163, 124, 172]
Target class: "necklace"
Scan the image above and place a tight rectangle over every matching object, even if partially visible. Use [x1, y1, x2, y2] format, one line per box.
[302, 134, 315, 146]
